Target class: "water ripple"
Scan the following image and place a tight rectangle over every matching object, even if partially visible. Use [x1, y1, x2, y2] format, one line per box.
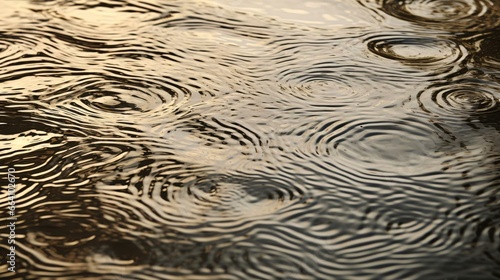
[127, 166, 309, 227]
[1, 0, 499, 279]
[416, 78, 500, 122]
[51, 76, 181, 116]
[367, 35, 464, 65]
[295, 114, 442, 179]
[378, 0, 500, 32]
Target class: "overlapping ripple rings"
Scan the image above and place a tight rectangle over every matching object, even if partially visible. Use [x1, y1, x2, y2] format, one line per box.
[367, 35, 464, 66]
[298, 114, 441, 179]
[37, 74, 191, 127]
[143, 170, 308, 224]
[417, 79, 500, 122]
[362, 33, 468, 83]
[379, 0, 500, 31]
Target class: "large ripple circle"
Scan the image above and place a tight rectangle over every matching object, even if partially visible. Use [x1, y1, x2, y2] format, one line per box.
[302, 116, 441, 177]
[39, 75, 192, 126]
[143, 171, 308, 227]
[366, 35, 465, 67]
[417, 79, 500, 121]
[381, 0, 500, 31]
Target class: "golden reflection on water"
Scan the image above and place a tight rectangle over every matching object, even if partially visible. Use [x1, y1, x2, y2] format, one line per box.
[0, 0, 499, 279]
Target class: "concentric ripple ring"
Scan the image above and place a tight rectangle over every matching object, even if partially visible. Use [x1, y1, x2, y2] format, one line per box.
[380, 0, 500, 31]
[417, 79, 500, 121]
[366, 35, 465, 67]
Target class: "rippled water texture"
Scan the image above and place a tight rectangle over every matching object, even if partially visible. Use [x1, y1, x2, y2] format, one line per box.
[1, 0, 499, 279]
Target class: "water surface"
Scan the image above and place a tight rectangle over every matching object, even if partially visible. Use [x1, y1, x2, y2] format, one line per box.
[0, 0, 499, 279]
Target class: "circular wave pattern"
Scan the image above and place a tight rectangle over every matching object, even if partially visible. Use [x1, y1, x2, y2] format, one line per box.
[301, 116, 441, 178]
[75, 82, 173, 116]
[1, 0, 499, 279]
[366, 35, 466, 67]
[37, 75, 193, 128]
[445, 90, 497, 112]
[417, 79, 500, 121]
[380, 0, 500, 31]
[142, 170, 308, 225]
[274, 55, 382, 110]
[284, 74, 371, 106]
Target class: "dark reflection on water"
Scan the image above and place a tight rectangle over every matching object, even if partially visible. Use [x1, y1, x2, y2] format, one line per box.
[0, 0, 499, 279]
